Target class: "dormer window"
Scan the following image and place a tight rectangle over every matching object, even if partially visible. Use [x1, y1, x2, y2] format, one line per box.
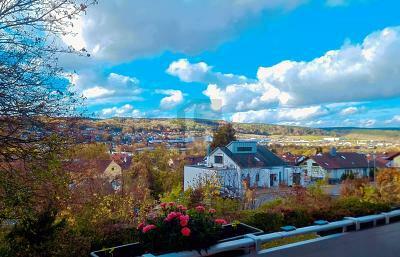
[237, 146, 252, 152]
[214, 155, 223, 164]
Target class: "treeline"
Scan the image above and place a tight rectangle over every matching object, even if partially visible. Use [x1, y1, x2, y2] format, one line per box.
[78, 118, 330, 136]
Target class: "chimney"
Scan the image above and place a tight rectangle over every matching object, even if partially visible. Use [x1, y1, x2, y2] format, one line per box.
[206, 144, 211, 156]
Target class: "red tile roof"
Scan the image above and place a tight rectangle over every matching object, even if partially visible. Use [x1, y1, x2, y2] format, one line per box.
[279, 152, 306, 166]
[185, 156, 205, 165]
[112, 154, 132, 170]
[64, 159, 114, 173]
[311, 152, 368, 170]
[384, 152, 400, 160]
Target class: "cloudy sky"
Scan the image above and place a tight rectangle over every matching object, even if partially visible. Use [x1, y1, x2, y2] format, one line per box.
[63, 0, 400, 128]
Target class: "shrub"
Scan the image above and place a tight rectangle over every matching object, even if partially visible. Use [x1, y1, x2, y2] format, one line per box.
[279, 207, 313, 227]
[333, 197, 391, 217]
[340, 178, 370, 198]
[240, 210, 284, 233]
[210, 197, 241, 221]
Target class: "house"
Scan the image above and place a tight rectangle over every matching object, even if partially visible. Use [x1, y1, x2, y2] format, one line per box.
[67, 159, 123, 191]
[299, 148, 370, 184]
[184, 141, 304, 197]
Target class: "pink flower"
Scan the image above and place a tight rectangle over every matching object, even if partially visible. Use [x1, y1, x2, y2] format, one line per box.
[195, 205, 205, 213]
[142, 224, 157, 233]
[180, 206, 187, 211]
[214, 219, 227, 225]
[168, 202, 175, 207]
[137, 222, 145, 230]
[209, 208, 216, 214]
[160, 203, 167, 209]
[179, 215, 190, 227]
[177, 204, 186, 211]
[165, 211, 178, 222]
[181, 227, 191, 237]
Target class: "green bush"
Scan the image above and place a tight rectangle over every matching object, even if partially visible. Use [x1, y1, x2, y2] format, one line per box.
[280, 208, 313, 227]
[333, 197, 391, 217]
[240, 210, 284, 232]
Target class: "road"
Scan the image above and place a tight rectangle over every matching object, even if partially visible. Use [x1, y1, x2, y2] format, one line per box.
[265, 222, 400, 257]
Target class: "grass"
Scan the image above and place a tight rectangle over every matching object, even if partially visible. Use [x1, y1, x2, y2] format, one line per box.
[261, 233, 319, 249]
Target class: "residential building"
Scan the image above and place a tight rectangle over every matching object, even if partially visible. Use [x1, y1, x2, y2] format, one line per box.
[67, 159, 123, 191]
[299, 148, 369, 184]
[184, 141, 304, 197]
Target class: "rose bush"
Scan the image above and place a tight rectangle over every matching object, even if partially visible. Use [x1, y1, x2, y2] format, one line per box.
[137, 202, 227, 253]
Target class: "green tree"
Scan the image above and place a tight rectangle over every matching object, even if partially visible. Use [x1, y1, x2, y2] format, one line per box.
[210, 123, 236, 149]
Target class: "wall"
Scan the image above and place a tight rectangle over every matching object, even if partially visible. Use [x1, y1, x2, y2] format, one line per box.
[302, 159, 326, 179]
[208, 148, 238, 169]
[103, 161, 122, 182]
[393, 155, 400, 168]
[184, 166, 219, 190]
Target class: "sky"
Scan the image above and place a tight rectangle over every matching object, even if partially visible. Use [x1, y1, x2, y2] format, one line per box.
[61, 0, 400, 128]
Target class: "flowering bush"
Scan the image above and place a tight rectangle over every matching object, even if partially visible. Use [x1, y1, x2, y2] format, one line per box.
[137, 202, 227, 253]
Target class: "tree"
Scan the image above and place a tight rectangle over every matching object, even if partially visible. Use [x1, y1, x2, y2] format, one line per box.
[210, 123, 236, 149]
[0, 0, 96, 165]
[0, 0, 96, 220]
[376, 168, 400, 204]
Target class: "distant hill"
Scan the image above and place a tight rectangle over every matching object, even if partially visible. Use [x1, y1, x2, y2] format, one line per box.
[320, 127, 400, 140]
[78, 117, 400, 139]
[80, 118, 327, 136]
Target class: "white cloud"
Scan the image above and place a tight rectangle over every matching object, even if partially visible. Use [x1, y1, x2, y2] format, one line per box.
[231, 106, 328, 123]
[340, 106, 358, 115]
[203, 82, 289, 112]
[157, 90, 184, 110]
[82, 86, 114, 99]
[71, 0, 307, 61]
[100, 104, 143, 118]
[167, 59, 249, 85]
[204, 26, 400, 117]
[385, 115, 400, 125]
[70, 72, 142, 104]
[257, 26, 400, 106]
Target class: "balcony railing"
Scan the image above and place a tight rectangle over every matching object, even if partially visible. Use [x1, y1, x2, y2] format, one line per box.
[142, 209, 400, 257]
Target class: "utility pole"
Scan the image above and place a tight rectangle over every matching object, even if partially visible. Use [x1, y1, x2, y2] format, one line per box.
[373, 153, 376, 182]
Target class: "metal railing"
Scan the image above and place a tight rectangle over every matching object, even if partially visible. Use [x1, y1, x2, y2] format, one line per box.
[147, 209, 400, 257]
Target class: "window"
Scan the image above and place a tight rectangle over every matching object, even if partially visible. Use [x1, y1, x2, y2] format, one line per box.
[214, 155, 223, 164]
[111, 179, 121, 191]
[255, 173, 260, 182]
[237, 146, 252, 152]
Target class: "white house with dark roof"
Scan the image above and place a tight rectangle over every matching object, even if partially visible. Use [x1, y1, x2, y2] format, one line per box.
[299, 148, 370, 184]
[184, 141, 304, 196]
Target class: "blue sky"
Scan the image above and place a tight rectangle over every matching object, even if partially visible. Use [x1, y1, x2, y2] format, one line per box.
[62, 0, 400, 127]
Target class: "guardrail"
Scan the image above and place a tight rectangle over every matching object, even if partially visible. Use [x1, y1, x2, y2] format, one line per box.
[147, 209, 400, 257]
